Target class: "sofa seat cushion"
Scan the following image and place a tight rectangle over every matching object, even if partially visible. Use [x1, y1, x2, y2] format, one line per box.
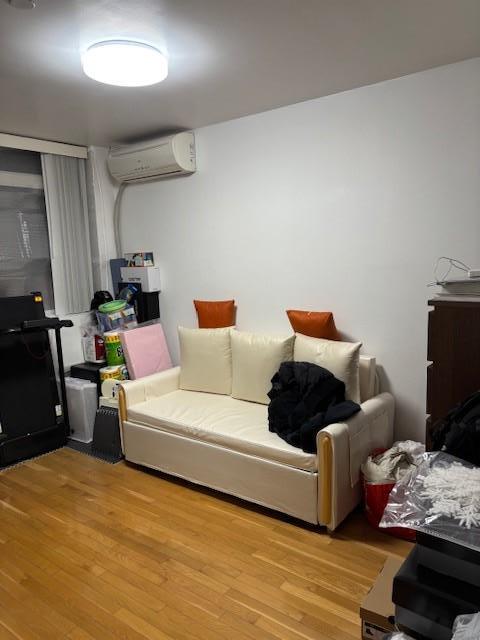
[128, 390, 317, 472]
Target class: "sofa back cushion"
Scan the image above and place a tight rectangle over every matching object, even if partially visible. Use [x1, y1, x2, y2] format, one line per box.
[294, 334, 362, 403]
[179, 327, 232, 395]
[231, 331, 295, 405]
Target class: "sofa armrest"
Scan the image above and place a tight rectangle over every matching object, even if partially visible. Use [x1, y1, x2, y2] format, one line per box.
[119, 366, 181, 421]
[317, 392, 394, 531]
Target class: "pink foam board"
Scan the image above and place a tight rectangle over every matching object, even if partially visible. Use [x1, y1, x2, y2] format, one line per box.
[120, 323, 172, 380]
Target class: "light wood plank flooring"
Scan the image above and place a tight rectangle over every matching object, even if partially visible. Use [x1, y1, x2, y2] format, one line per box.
[0, 448, 410, 640]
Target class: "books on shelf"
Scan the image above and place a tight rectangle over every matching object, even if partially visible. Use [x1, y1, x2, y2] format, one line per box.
[434, 278, 480, 298]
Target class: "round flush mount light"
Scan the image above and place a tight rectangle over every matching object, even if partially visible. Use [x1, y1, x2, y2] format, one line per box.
[6, 0, 36, 8]
[81, 41, 168, 87]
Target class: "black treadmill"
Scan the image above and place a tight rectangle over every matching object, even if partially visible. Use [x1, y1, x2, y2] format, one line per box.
[0, 293, 73, 467]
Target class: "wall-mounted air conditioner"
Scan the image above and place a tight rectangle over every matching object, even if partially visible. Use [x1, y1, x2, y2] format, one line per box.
[107, 132, 196, 183]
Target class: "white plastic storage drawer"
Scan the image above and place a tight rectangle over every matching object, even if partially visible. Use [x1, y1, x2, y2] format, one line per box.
[65, 377, 98, 443]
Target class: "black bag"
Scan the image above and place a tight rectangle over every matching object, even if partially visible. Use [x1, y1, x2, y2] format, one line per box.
[432, 390, 480, 466]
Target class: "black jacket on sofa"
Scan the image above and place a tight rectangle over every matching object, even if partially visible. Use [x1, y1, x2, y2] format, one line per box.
[267, 361, 361, 453]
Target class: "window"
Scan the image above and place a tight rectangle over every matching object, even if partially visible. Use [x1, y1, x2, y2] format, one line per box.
[0, 143, 95, 316]
[0, 147, 55, 309]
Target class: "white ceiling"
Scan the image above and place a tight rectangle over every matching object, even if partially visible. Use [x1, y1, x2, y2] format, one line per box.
[0, 0, 479, 147]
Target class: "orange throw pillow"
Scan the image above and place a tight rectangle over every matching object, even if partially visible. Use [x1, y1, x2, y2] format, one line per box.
[286, 309, 340, 340]
[194, 300, 236, 329]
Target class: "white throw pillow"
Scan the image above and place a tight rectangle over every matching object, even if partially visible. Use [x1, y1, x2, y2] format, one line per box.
[179, 326, 232, 395]
[231, 331, 295, 405]
[294, 334, 362, 403]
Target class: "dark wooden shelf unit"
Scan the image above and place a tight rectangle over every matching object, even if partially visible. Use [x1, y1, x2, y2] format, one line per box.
[426, 297, 480, 447]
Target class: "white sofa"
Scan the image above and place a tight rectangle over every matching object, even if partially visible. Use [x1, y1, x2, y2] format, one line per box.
[119, 331, 394, 531]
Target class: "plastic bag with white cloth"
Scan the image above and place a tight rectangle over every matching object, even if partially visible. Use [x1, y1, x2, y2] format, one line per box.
[380, 452, 480, 551]
[362, 441, 425, 483]
[361, 441, 424, 539]
[452, 612, 480, 639]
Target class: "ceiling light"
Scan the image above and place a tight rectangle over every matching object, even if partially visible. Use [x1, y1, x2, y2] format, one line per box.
[81, 41, 168, 87]
[6, 0, 36, 8]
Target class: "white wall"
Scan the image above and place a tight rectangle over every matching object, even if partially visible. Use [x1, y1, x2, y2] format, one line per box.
[120, 57, 480, 441]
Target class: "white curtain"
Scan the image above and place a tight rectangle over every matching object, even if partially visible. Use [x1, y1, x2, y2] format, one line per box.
[41, 154, 93, 315]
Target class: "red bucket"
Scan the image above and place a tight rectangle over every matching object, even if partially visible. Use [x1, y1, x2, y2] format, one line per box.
[364, 480, 416, 541]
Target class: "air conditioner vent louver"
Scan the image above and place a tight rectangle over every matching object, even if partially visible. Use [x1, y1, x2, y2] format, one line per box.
[107, 132, 196, 183]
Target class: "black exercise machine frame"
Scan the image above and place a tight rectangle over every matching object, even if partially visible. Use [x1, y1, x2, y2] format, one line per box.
[0, 315, 73, 467]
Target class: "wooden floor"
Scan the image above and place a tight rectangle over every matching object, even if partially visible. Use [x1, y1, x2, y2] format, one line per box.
[0, 448, 410, 640]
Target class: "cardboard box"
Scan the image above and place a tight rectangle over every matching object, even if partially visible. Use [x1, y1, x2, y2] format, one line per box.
[120, 266, 161, 292]
[360, 556, 404, 639]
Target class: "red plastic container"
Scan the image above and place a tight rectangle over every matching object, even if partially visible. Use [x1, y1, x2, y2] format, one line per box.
[362, 448, 416, 542]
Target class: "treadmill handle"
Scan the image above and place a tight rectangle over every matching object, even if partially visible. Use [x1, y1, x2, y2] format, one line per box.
[22, 318, 74, 331]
